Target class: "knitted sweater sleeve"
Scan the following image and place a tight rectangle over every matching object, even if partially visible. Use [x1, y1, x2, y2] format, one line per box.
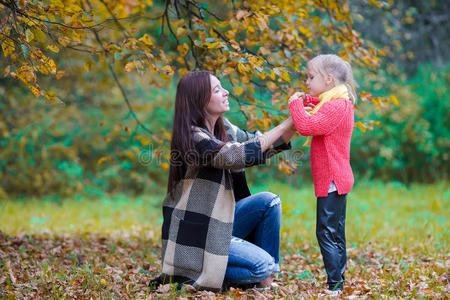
[191, 128, 266, 170]
[223, 117, 291, 154]
[289, 98, 349, 136]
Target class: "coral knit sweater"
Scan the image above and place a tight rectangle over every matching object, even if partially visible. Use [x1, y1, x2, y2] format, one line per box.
[289, 97, 354, 197]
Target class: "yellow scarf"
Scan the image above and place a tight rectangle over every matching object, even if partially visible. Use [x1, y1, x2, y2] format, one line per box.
[309, 84, 350, 115]
[303, 84, 350, 146]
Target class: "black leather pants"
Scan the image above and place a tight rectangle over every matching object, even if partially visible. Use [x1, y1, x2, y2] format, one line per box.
[316, 191, 347, 291]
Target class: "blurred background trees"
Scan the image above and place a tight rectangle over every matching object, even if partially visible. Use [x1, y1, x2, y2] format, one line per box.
[0, 0, 448, 198]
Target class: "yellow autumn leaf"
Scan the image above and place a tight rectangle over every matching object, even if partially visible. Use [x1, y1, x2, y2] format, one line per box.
[159, 73, 171, 82]
[161, 65, 174, 76]
[222, 67, 235, 76]
[31, 27, 47, 43]
[56, 70, 66, 80]
[176, 27, 188, 38]
[44, 90, 56, 101]
[138, 33, 153, 47]
[1, 39, 15, 58]
[125, 62, 135, 73]
[278, 160, 296, 175]
[50, 0, 64, 8]
[140, 138, 151, 145]
[237, 63, 247, 74]
[161, 162, 169, 170]
[303, 136, 312, 147]
[126, 151, 135, 159]
[298, 26, 310, 37]
[266, 81, 277, 91]
[145, 0, 153, 6]
[233, 85, 244, 96]
[177, 68, 189, 78]
[256, 15, 267, 31]
[17, 65, 36, 84]
[205, 42, 220, 49]
[97, 157, 110, 165]
[177, 43, 189, 57]
[355, 121, 367, 132]
[268, 69, 275, 80]
[41, 57, 56, 75]
[84, 61, 94, 72]
[29, 85, 41, 97]
[65, 3, 82, 13]
[47, 45, 59, 53]
[257, 71, 267, 80]
[280, 70, 291, 82]
[58, 36, 71, 47]
[3, 65, 10, 77]
[390, 95, 400, 106]
[25, 29, 34, 42]
[258, 47, 271, 56]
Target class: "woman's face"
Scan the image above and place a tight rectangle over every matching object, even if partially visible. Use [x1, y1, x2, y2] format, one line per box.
[205, 75, 230, 117]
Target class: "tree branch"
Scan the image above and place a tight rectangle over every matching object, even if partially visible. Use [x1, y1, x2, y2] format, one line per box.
[83, 0, 153, 135]
[185, 0, 224, 21]
[0, 0, 142, 31]
[99, 0, 130, 38]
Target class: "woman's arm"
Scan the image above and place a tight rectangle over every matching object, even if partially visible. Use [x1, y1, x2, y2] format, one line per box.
[280, 119, 297, 144]
[191, 118, 294, 170]
[224, 117, 295, 151]
[259, 117, 294, 152]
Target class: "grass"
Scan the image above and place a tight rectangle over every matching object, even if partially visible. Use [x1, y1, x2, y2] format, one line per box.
[0, 180, 448, 298]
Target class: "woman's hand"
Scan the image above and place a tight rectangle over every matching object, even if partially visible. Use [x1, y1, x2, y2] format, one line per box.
[288, 92, 305, 105]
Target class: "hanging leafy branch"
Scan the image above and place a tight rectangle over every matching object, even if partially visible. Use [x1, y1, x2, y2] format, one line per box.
[0, 0, 397, 174]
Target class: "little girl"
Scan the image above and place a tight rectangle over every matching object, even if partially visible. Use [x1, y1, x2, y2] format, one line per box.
[288, 54, 356, 293]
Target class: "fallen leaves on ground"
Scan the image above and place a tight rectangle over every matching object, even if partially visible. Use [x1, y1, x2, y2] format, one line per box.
[0, 231, 448, 298]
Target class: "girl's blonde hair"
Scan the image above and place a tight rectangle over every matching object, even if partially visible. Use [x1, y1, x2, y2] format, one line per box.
[307, 54, 357, 103]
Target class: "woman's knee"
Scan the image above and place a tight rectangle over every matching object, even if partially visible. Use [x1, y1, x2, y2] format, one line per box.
[249, 253, 275, 280]
[254, 192, 281, 208]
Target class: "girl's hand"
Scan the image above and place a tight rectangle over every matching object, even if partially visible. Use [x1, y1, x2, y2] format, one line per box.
[288, 92, 305, 105]
[304, 103, 316, 112]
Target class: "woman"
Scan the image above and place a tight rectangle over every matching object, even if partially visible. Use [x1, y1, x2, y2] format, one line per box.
[151, 70, 296, 291]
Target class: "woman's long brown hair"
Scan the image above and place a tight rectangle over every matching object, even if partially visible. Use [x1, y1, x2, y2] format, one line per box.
[167, 70, 229, 197]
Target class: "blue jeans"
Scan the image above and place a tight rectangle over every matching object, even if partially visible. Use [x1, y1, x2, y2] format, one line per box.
[224, 192, 281, 284]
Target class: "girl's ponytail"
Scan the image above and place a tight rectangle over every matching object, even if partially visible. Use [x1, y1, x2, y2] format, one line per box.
[343, 60, 357, 104]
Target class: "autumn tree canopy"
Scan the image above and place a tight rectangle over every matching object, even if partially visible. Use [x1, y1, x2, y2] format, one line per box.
[1, 0, 394, 121]
[0, 0, 403, 181]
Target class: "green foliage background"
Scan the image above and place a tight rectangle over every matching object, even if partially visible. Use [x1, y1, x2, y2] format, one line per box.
[0, 0, 448, 198]
[0, 62, 448, 198]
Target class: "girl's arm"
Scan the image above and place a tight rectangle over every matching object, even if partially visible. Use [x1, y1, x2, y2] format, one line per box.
[289, 98, 350, 136]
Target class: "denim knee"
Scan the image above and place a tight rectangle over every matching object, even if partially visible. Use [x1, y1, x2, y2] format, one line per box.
[249, 253, 275, 281]
[255, 192, 281, 208]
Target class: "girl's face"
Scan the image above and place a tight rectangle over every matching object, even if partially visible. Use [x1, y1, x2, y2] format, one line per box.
[306, 66, 333, 97]
[206, 75, 230, 116]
